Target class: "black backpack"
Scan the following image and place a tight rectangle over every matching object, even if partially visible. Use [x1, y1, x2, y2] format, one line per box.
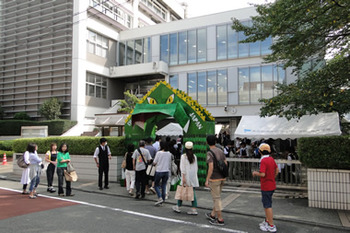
[209, 150, 228, 178]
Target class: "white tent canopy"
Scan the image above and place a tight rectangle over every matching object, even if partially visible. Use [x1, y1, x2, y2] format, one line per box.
[234, 112, 341, 140]
[156, 123, 183, 136]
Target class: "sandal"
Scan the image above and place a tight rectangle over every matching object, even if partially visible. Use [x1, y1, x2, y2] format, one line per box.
[29, 195, 37, 199]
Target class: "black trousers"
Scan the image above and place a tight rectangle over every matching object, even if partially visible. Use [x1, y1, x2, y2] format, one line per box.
[98, 163, 109, 188]
[135, 169, 147, 196]
[57, 167, 71, 195]
[46, 163, 55, 187]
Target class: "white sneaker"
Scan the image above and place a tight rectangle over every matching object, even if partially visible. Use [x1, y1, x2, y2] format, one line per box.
[187, 208, 198, 215]
[259, 219, 268, 227]
[149, 187, 156, 194]
[260, 224, 277, 232]
[172, 205, 181, 213]
[165, 193, 169, 200]
[155, 198, 163, 206]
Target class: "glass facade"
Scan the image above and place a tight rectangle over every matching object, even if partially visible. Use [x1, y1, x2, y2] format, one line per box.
[169, 74, 179, 89]
[216, 23, 272, 60]
[86, 73, 107, 99]
[187, 69, 228, 106]
[160, 28, 207, 65]
[118, 37, 151, 66]
[238, 65, 286, 105]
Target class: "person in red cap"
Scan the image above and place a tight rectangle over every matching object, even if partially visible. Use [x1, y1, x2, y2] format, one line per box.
[252, 143, 279, 232]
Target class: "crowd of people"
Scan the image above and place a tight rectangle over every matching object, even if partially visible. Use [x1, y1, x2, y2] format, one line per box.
[20, 142, 73, 198]
[19, 134, 279, 232]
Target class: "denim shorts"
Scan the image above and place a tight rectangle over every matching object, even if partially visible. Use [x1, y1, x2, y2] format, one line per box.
[261, 190, 274, 208]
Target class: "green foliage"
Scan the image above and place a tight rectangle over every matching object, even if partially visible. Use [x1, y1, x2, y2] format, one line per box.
[12, 136, 126, 156]
[14, 112, 31, 120]
[0, 150, 13, 158]
[298, 136, 350, 169]
[117, 90, 141, 113]
[0, 140, 13, 151]
[39, 98, 62, 120]
[260, 56, 350, 119]
[232, 0, 350, 121]
[0, 120, 77, 135]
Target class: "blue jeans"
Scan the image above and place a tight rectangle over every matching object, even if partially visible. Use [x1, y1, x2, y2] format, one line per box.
[29, 175, 40, 192]
[154, 171, 169, 201]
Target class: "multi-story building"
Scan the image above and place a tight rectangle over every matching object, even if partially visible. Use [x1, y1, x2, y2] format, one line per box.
[0, 0, 295, 136]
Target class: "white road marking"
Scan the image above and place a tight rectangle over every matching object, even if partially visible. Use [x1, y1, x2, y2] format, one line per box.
[0, 187, 247, 233]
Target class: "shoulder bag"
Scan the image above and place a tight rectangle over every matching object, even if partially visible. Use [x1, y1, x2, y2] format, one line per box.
[209, 150, 228, 178]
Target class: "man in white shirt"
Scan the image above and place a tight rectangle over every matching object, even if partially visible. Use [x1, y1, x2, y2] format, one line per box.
[93, 138, 112, 190]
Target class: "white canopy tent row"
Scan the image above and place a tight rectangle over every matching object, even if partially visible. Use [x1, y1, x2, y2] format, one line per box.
[234, 112, 342, 140]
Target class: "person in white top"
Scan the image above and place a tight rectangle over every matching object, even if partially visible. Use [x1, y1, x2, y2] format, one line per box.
[172, 141, 199, 215]
[20, 145, 31, 194]
[28, 144, 43, 199]
[152, 141, 172, 206]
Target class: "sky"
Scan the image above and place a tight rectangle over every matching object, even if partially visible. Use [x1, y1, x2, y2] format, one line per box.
[183, 0, 273, 18]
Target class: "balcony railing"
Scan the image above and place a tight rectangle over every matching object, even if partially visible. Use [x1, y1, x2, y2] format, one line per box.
[140, 0, 167, 20]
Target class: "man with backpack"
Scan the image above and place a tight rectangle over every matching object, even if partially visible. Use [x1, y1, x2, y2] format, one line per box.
[205, 135, 228, 226]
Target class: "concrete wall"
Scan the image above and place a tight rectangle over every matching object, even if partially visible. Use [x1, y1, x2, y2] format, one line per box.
[14, 154, 123, 183]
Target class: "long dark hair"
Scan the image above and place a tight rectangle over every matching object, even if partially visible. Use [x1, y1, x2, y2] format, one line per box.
[127, 144, 135, 156]
[160, 141, 169, 151]
[59, 143, 69, 153]
[186, 148, 195, 164]
[26, 143, 36, 153]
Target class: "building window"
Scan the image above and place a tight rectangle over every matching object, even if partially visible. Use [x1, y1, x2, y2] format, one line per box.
[238, 65, 286, 105]
[118, 38, 152, 66]
[169, 33, 178, 65]
[217, 70, 227, 105]
[86, 73, 107, 99]
[160, 35, 169, 63]
[186, 69, 228, 106]
[217, 25, 227, 60]
[160, 28, 207, 66]
[87, 30, 109, 58]
[169, 74, 178, 89]
[217, 23, 272, 60]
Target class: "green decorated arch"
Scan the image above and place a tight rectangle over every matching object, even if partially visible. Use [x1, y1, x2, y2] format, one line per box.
[125, 81, 215, 185]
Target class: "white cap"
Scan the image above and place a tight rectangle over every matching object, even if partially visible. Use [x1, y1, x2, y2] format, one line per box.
[185, 141, 193, 149]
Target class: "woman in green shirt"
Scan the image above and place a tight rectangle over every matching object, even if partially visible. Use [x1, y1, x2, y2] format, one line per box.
[57, 143, 74, 197]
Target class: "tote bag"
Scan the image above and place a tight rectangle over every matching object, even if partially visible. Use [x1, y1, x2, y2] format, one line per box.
[174, 185, 194, 201]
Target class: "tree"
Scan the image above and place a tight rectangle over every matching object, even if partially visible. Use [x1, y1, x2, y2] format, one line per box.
[39, 98, 62, 120]
[117, 91, 141, 113]
[232, 0, 350, 119]
[14, 112, 31, 120]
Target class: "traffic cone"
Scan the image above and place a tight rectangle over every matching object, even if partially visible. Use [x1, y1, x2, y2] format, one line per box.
[2, 153, 8, 165]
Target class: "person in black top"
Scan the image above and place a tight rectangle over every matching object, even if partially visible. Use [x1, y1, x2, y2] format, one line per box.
[125, 144, 135, 195]
[93, 138, 112, 190]
[45, 143, 58, 193]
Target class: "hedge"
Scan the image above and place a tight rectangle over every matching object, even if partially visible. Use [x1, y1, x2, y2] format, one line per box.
[0, 150, 14, 158]
[298, 136, 350, 169]
[0, 120, 77, 135]
[12, 136, 125, 156]
[0, 140, 13, 151]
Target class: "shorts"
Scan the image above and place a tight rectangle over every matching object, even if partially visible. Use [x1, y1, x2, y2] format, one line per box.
[261, 190, 274, 208]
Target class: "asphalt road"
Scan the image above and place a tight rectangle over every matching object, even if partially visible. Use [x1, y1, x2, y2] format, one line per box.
[0, 180, 348, 233]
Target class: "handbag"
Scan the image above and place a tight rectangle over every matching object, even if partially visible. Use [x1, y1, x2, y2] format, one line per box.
[146, 164, 156, 176]
[174, 185, 194, 201]
[121, 153, 127, 169]
[64, 170, 78, 182]
[67, 162, 75, 173]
